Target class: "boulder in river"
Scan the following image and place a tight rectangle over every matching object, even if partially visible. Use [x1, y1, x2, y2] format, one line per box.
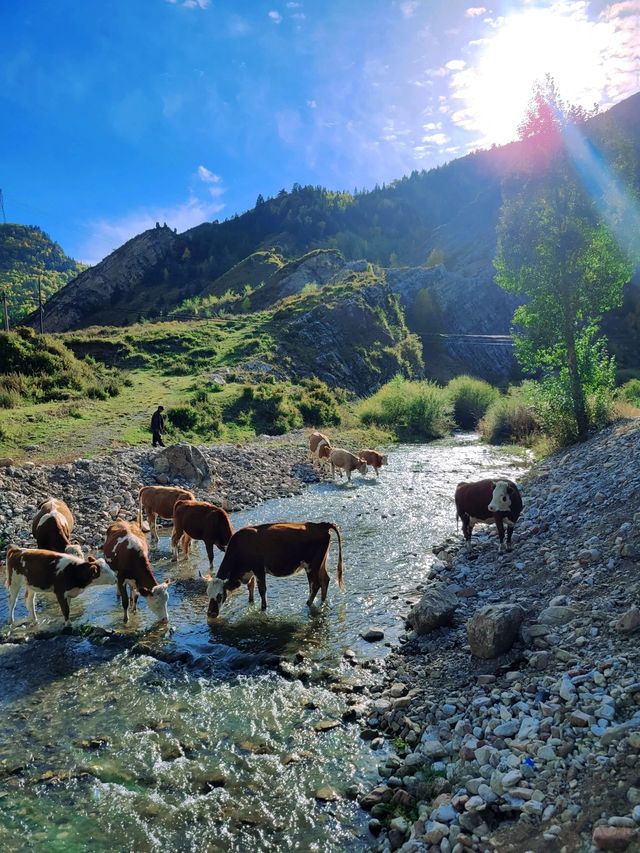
[152, 443, 211, 485]
[406, 582, 459, 634]
[466, 603, 525, 659]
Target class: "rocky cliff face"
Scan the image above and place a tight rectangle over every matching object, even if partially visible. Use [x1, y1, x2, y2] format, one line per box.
[273, 279, 423, 395]
[26, 226, 177, 332]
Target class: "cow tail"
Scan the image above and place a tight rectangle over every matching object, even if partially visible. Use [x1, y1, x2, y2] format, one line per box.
[327, 523, 344, 592]
[5, 545, 17, 589]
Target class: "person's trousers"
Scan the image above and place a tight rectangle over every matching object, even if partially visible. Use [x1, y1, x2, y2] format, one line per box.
[152, 431, 165, 447]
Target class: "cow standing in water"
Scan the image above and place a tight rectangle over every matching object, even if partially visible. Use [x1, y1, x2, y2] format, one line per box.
[204, 521, 344, 619]
[32, 498, 83, 558]
[171, 499, 234, 570]
[137, 485, 195, 544]
[358, 449, 388, 478]
[455, 479, 523, 553]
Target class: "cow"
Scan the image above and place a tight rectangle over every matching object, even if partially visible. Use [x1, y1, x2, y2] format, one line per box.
[31, 498, 84, 558]
[5, 545, 116, 627]
[204, 521, 344, 619]
[102, 520, 171, 623]
[358, 449, 388, 478]
[308, 431, 330, 459]
[329, 448, 368, 482]
[455, 479, 523, 554]
[171, 499, 234, 570]
[137, 485, 195, 544]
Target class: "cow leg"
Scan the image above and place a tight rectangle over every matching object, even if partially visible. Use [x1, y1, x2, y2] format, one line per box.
[256, 572, 268, 611]
[375, 466, 379, 478]
[495, 516, 506, 554]
[331, 463, 336, 480]
[462, 515, 473, 549]
[319, 552, 331, 603]
[247, 575, 256, 604]
[119, 580, 129, 623]
[205, 540, 214, 571]
[7, 577, 22, 626]
[346, 469, 352, 483]
[56, 591, 71, 626]
[149, 510, 158, 544]
[506, 523, 514, 552]
[170, 525, 181, 561]
[25, 589, 38, 624]
[182, 534, 192, 558]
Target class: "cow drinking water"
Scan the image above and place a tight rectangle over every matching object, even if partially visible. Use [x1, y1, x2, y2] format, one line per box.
[455, 479, 523, 554]
[102, 520, 171, 623]
[204, 521, 344, 619]
[358, 449, 388, 478]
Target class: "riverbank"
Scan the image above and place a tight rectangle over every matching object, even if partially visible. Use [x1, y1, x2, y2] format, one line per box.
[0, 432, 315, 556]
[360, 419, 640, 852]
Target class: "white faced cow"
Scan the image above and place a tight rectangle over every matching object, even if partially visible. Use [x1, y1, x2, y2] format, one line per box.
[455, 479, 523, 553]
[6, 545, 116, 627]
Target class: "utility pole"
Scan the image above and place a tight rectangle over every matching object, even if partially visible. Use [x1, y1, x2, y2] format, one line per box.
[2, 291, 8, 332]
[38, 278, 44, 334]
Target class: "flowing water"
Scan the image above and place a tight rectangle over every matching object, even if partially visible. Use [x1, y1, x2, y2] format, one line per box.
[0, 436, 528, 852]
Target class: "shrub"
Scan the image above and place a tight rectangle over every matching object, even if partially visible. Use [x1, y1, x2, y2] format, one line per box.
[445, 375, 500, 429]
[167, 406, 199, 432]
[480, 388, 541, 445]
[616, 379, 640, 407]
[359, 375, 452, 440]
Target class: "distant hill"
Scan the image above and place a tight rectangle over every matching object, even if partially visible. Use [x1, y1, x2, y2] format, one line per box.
[0, 224, 86, 324]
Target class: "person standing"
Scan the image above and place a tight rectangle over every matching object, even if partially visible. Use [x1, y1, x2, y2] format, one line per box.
[151, 405, 166, 447]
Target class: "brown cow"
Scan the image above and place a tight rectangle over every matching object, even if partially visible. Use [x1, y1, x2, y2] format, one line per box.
[308, 431, 330, 457]
[455, 479, 523, 554]
[171, 499, 234, 570]
[102, 520, 171, 623]
[137, 485, 195, 544]
[6, 546, 116, 627]
[204, 521, 344, 619]
[329, 448, 367, 482]
[31, 498, 83, 558]
[358, 449, 388, 478]
[309, 431, 332, 472]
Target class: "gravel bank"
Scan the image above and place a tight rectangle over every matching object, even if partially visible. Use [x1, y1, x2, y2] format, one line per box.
[358, 419, 640, 853]
[0, 432, 316, 556]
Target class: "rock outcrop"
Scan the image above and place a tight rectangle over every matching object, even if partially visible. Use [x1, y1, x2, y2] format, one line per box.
[152, 443, 211, 485]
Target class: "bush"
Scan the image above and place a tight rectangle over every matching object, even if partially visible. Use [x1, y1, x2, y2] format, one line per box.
[445, 375, 500, 429]
[358, 375, 452, 440]
[480, 388, 541, 445]
[166, 406, 199, 432]
[616, 379, 640, 408]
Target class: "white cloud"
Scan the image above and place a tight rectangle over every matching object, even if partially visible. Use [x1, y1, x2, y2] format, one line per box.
[400, 1, 419, 17]
[423, 121, 442, 130]
[422, 132, 450, 145]
[287, 1, 302, 6]
[445, 59, 466, 71]
[197, 165, 221, 183]
[165, 0, 210, 8]
[466, 7, 487, 17]
[268, 10, 283, 23]
[77, 195, 225, 265]
[307, 99, 317, 108]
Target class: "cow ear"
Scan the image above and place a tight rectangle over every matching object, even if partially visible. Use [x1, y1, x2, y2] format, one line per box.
[507, 484, 514, 495]
[90, 564, 100, 578]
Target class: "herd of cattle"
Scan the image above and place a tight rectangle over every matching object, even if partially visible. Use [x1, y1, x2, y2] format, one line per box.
[3, 431, 523, 630]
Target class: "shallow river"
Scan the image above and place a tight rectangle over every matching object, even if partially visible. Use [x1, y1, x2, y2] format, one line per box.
[0, 436, 527, 852]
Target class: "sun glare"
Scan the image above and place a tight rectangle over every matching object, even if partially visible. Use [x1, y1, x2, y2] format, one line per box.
[455, 8, 610, 144]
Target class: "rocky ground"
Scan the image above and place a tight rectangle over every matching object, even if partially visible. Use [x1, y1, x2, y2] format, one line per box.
[357, 419, 640, 853]
[0, 432, 315, 556]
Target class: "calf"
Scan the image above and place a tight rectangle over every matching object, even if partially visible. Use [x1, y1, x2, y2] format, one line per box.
[329, 448, 367, 482]
[358, 449, 388, 478]
[171, 499, 234, 570]
[31, 498, 83, 558]
[455, 479, 523, 554]
[6, 545, 116, 627]
[205, 521, 344, 619]
[103, 520, 171, 623]
[137, 485, 195, 544]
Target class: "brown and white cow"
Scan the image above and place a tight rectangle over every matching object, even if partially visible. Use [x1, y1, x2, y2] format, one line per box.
[204, 521, 344, 619]
[137, 485, 195, 544]
[171, 499, 234, 570]
[455, 479, 523, 554]
[6, 545, 116, 627]
[102, 520, 171, 623]
[308, 431, 332, 471]
[329, 448, 368, 482]
[358, 449, 388, 478]
[31, 498, 83, 558]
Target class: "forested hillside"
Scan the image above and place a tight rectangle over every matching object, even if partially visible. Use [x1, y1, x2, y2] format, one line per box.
[0, 224, 85, 323]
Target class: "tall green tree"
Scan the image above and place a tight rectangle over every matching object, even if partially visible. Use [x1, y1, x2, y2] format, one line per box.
[495, 78, 632, 439]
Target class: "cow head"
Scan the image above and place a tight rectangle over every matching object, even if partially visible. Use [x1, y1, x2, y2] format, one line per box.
[65, 543, 85, 560]
[88, 556, 118, 585]
[488, 480, 513, 513]
[357, 460, 368, 476]
[144, 581, 171, 622]
[205, 577, 226, 618]
[381, 455, 388, 465]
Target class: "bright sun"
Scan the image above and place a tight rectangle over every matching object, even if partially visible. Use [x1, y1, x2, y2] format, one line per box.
[454, 7, 610, 144]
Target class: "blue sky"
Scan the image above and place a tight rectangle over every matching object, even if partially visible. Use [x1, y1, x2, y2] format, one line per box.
[2, 0, 639, 263]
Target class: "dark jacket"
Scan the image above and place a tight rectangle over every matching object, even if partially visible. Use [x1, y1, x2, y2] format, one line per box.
[151, 410, 165, 433]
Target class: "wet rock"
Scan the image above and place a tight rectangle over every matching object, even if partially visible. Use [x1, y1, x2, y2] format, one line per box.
[315, 786, 338, 802]
[466, 603, 525, 659]
[314, 720, 340, 733]
[361, 627, 385, 642]
[406, 582, 459, 634]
